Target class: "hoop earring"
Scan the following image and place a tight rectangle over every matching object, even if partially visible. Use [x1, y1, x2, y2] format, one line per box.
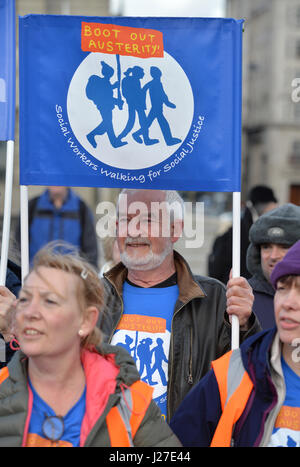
[9, 337, 20, 351]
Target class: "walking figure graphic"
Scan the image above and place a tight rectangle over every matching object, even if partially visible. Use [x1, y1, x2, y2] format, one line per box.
[150, 338, 168, 386]
[137, 338, 157, 385]
[85, 59, 181, 150]
[118, 66, 158, 146]
[115, 332, 169, 388]
[135, 66, 182, 146]
[115, 335, 134, 357]
[85, 60, 127, 149]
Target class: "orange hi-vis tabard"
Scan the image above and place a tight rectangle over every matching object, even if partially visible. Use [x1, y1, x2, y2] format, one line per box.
[210, 349, 254, 447]
[106, 380, 154, 447]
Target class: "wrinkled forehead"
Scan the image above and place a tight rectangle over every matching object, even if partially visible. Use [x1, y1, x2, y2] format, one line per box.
[118, 190, 167, 216]
[23, 267, 80, 297]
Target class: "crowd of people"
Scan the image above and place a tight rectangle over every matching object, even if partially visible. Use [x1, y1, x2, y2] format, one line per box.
[0, 186, 298, 447]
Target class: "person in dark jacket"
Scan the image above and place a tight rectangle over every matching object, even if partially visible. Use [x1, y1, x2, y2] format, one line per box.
[247, 203, 300, 329]
[0, 259, 22, 369]
[15, 187, 99, 269]
[100, 189, 260, 422]
[4, 259, 21, 297]
[170, 240, 300, 447]
[208, 185, 278, 284]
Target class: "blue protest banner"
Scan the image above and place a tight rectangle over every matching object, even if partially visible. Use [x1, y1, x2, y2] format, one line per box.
[19, 15, 243, 191]
[0, 0, 15, 141]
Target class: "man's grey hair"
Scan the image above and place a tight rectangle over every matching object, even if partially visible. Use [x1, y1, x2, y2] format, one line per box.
[117, 189, 185, 222]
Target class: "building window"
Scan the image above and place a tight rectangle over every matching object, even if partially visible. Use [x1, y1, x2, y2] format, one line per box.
[287, 5, 300, 28]
[296, 39, 300, 60]
[46, 0, 70, 14]
[292, 140, 300, 154]
[296, 7, 300, 27]
[0, 142, 7, 181]
[294, 101, 300, 121]
[261, 152, 268, 181]
[289, 141, 300, 166]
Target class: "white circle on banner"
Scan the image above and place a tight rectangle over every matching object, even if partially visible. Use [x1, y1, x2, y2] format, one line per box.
[67, 52, 194, 170]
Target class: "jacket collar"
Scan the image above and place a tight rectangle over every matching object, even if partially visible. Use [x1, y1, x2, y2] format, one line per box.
[248, 275, 275, 297]
[104, 249, 205, 304]
[240, 327, 278, 380]
[10, 343, 140, 388]
[269, 332, 284, 379]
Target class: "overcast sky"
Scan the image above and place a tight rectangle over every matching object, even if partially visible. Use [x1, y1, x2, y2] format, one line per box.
[110, 0, 226, 17]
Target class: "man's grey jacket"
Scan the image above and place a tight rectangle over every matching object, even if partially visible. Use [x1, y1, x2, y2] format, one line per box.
[100, 250, 261, 421]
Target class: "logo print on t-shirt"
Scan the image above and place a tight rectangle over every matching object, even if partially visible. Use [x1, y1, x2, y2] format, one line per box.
[112, 314, 169, 399]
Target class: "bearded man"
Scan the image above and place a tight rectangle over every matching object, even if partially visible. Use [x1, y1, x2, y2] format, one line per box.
[100, 189, 260, 421]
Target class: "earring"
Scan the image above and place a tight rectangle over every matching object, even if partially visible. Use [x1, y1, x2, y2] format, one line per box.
[10, 337, 21, 351]
[78, 329, 84, 337]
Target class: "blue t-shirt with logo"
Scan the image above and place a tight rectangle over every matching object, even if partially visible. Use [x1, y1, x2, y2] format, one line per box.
[111, 281, 179, 419]
[268, 357, 300, 447]
[26, 380, 86, 447]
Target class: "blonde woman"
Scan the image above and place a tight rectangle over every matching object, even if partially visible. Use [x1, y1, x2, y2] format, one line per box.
[0, 243, 180, 447]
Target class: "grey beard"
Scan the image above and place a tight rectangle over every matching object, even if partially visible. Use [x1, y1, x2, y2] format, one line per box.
[120, 241, 173, 271]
